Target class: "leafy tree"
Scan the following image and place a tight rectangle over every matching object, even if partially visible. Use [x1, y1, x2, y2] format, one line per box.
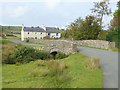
[80, 15, 101, 40]
[91, 0, 111, 27]
[67, 17, 84, 40]
[107, 1, 120, 48]
[66, 16, 101, 40]
[60, 29, 68, 39]
[97, 30, 108, 40]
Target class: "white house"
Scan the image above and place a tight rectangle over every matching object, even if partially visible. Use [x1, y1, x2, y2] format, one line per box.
[21, 25, 61, 41]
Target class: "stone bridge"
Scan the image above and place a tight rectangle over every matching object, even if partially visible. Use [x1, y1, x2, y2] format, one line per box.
[43, 40, 77, 55]
[31, 40, 77, 55]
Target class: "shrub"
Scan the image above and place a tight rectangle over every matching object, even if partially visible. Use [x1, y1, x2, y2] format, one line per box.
[26, 39, 29, 42]
[35, 51, 50, 60]
[10, 46, 35, 63]
[2, 43, 20, 64]
[56, 52, 68, 59]
[2, 44, 68, 64]
[6, 34, 16, 37]
[43, 36, 50, 39]
[8, 47, 51, 64]
[85, 57, 100, 70]
[2, 34, 6, 39]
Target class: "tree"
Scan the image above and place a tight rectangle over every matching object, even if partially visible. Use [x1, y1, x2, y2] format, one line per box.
[66, 16, 101, 40]
[107, 1, 120, 48]
[60, 29, 68, 39]
[97, 30, 108, 40]
[67, 17, 84, 40]
[91, 0, 111, 27]
[80, 15, 101, 39]
[111, 1, 120, 27]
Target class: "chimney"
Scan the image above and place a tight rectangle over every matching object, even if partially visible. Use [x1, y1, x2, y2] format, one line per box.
[22, 24, 24, 31]
[21, 24, 24, 41]
[55, 26, 58, 28]
[41, 24, 46, 31]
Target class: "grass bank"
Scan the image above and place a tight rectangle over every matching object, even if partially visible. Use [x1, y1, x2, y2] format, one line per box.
[2, 53, 103, 88]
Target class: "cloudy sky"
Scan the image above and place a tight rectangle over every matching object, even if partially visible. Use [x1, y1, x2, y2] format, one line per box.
[0, 0, 118, 29]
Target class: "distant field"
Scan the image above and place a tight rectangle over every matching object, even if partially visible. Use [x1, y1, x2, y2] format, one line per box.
[2, 53, 103, 88]
[0, 26, 21, 40]
[0, 26, 21, 34]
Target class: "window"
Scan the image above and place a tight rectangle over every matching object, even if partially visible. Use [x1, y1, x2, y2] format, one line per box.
[35, 37, 37, 39]
[28, 32, 29, 34]
[56, 33, 58, 36]
[41, 33, 42, 34]
[48, 33, 50, 35]
[35, 32, 37, 34]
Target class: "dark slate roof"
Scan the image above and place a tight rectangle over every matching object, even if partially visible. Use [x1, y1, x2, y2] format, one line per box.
[46, 27, 59, 33]
[24, 27, 45, 32]
[23, 26, 60, 33]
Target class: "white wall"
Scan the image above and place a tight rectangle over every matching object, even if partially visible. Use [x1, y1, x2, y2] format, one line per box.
[24, 32, 47, 39]
[21, 27, 24, 41]
[49, 33, 61, 38]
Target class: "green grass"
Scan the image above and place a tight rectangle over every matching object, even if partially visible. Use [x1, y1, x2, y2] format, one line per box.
[110, 48, 120, 52]
[0, 39, 13, 44]
[2, 53, 103, 88]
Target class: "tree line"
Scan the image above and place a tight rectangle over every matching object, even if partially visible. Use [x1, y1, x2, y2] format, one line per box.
[60, 0, 120, 48]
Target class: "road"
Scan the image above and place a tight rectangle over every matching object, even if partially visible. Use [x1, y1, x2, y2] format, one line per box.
[78, 46, 118, 88]
[10, 40, 41, 47]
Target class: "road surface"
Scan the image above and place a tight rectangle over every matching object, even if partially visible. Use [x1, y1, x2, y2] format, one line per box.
[10, 40, 41, 47]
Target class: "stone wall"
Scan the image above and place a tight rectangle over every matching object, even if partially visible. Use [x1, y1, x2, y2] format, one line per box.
[76, 40, 115, 49]
[30, 39, 77, 54]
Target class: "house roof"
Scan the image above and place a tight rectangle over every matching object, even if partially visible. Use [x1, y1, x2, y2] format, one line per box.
[46, 27, 59, 33]
[24, 27, 45, 32]
[23, 26, 60, 33]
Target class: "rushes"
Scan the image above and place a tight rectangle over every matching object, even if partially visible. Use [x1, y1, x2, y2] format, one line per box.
[85, 57, 100, 70]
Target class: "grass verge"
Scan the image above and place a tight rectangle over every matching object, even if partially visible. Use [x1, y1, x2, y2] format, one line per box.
[2, 53, 103, 88]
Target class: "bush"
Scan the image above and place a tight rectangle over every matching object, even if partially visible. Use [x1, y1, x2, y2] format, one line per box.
[10, 47, 50, 64]
[26, 39, 29, 42]
[6, 34, 16, 37]
[2, 43, 20, 64]
[2, 44, 68, 64]
[35, 51, 50, 60]
[56, 52, 68, 59]
[2, 34, 6, 39]
[9, 47, 36, 63]
[43, 36, 50, 39]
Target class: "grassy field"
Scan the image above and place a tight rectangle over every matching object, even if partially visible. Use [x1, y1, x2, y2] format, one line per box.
[2, 53, 103, 88]
[0, 39, 13, 44]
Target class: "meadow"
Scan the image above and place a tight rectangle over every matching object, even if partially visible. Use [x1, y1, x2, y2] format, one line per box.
[2, 52, 103, 88]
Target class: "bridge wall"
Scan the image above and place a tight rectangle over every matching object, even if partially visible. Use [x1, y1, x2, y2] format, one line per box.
[30, 40, 77, 54]
[76, 40, 115, 49]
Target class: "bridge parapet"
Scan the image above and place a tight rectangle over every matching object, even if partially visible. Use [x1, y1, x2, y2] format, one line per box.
[31, 40, 77, 55]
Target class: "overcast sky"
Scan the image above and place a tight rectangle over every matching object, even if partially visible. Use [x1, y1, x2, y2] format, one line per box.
[0, 0, 118, 29]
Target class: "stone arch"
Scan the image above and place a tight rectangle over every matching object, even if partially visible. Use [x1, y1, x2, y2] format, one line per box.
[50, 48, 60, 53]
